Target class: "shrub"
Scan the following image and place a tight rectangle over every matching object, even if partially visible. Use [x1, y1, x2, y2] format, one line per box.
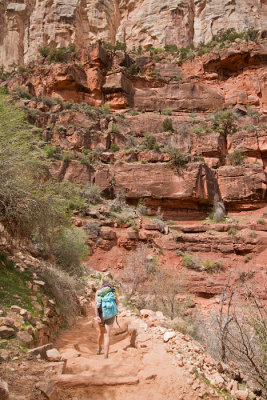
[14, 86, 32, 99]
[62, 152, 75, 163]
[123, 245, 155, 296]
[137, 199, 150, 216]
[227, 228, 238, 235]
[43, 144, 59, 159]
[179, 251, 200, 270]
[49, 48, 67, 63]
[111, 123, 120, 134]
[142, 133, 159, 151]
[162, 108, 173, 116]
[174, 75, 182, 81]
[127, 63, 140, 76]
[42, 96, 55, 107]
[40, 266, 81, 322]
[212, 109, 237, 136]
[81, 184, 103, 204]
[0, 87, 9, 95]
[257, 218, 265, 225]
[169, 149, 188, 170]
[110, 142, 120, 152]
[228, 149, 244, 166]
[101, 104, 111, 115]
[50, 228, 88, 275]
[244, 255, 251, 263]
[164, 44, 178, 53]
[192, 125, 204, 135]
[83, 222, 101, 239]
[148, 70, 157, 76]
[179, 45, 195, 63]
[67, 43, 76, 53]
[18, 65, 26, 75]
[38, 46, 50, 58]
[202, 260, 224, 273]
[163, 118, 173, 132]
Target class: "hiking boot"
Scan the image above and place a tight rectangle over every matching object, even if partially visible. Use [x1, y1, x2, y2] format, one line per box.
[104, 354, 108, 359]
[96, 346, 102, 355]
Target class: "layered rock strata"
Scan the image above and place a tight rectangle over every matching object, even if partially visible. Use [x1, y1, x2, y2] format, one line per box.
[1, 0, 267, 69]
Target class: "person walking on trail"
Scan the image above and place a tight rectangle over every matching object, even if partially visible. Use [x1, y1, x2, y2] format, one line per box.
[95, 282, 119, 359]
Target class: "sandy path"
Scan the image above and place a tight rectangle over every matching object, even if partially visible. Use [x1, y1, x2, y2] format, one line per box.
[52, 309, 220, 400]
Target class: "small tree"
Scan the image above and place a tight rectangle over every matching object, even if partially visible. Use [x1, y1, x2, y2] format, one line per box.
[212, 276, 267, 394]
[123, 245, 155, 296]
[163, 118, 173, 132]
[152, 268, 185, 319]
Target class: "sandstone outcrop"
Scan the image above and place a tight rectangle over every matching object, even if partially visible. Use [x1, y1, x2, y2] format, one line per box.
[1, 0, 267, 69]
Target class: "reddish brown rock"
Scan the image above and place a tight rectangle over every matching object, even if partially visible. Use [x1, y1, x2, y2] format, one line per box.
[217, 165, 267, 207]
[134, 82, 224, 112]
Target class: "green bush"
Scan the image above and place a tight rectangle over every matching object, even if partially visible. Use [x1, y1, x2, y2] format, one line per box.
[14, 86, 32, 99]
[164, 44, 178, 54]
[148, 70, 157, 76]
[227, 228, 238, 235]
[111, 123, 120, 134]
[192, 125, 204, 135]
[179, 251, 200, 270]
[174, 75, 182, 81]
[101, 104, 111, 115]
[169, 149, 188, 170]
[43, 144, 59, 159]
[179, 45, 195, 63]
[49, 48, 66, 63]
[142, 133, 159, 151]
[51, 228, 88, 275]
[162, 108, 173, 116]
[228, 150, 244, 166]
[212, 109, 237, 136]
[110, 142, 120, 152]
[81, 184, 103, 204]
[38, 46, 50, 58]
[127, 63, 140, 76]
[163, 118, 173, 132]
[18, 65, 26, 75]
[202, 260, 224, 273]
[62, 152, 75, 163]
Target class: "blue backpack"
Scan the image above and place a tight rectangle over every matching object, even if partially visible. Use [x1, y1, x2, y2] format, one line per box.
[101, 291, 119, 320]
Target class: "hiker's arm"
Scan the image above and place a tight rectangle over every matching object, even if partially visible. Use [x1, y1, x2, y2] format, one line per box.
[95, 293, 101, 323]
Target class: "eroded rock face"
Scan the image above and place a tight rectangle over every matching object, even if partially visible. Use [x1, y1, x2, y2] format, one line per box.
[0, 0, 266, 69]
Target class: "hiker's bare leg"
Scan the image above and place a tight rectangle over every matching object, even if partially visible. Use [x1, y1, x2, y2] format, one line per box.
[104, 324, 112, 357]
[98, 325, 105, 348]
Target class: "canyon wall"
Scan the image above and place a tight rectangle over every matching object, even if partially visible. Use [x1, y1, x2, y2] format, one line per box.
[1, 0, 267, 69]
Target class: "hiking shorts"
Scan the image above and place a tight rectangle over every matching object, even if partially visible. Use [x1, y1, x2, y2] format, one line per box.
[99, 316, 115, 327]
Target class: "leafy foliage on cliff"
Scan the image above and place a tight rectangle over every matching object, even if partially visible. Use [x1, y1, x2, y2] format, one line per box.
[0, 93, 88, 274]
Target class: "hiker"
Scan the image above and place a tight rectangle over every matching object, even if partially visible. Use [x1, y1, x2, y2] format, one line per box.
[95, 282, 118, 359]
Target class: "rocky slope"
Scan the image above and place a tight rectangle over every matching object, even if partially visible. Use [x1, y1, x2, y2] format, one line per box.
[0, 0, 267, 69]
[0, 304, 260, 400]
[1, 38, 266, 301]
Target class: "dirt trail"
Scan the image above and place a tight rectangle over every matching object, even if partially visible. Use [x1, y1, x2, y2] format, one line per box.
[51, 308, 220, 400]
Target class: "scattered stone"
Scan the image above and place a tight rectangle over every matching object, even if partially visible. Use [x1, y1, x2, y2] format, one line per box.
[0, 378, 9, 400]
[36, 380, 59, 400]
[0, 317, 15, 327]
[163, 331, 176, 342]
[33, 280, 45, 287]
[0, 326, 15, 339]
[235, 390, 249, 400]
[0, 349, 9, 361]
[10, 305, 21, 314]
[17, 331, 34, 347]
[46, 348, 62, 361]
